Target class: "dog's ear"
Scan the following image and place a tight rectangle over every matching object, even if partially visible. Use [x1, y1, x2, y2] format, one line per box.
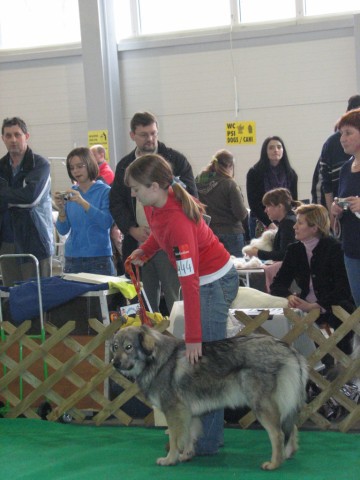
[138, 326, 156, 356]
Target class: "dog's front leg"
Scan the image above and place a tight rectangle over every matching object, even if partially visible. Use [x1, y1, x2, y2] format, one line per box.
[178, 417, 201, 462]
[156, 408, 192, 466]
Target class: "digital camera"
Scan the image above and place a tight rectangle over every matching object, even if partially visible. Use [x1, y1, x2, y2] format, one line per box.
[59, 191, 71, 201]
[336, 197, 350, 210]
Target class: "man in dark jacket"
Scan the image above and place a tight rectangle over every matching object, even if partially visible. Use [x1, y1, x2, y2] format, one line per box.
[110, 111, 197, 314]
[0, 117, 54, 286]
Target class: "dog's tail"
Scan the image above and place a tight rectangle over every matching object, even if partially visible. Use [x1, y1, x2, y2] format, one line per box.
[276, 352, 308, 443]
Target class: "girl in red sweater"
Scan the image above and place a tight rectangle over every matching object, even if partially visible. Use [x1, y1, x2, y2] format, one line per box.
[125, 153, 239, 455]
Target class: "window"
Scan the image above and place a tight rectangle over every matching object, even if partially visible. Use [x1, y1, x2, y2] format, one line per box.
[1, 0, 359, 49]
[239, 0, 296, 23]
[113, 0, 133, 41]
[304, 0, 360, 16]
[137, 0, 231, 35]
[0, 0, 80, 49]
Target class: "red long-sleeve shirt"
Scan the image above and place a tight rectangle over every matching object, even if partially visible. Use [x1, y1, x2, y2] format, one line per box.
[141, 189, 231, 343]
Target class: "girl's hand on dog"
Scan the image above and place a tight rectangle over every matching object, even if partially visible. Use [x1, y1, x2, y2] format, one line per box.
[186, 342, 202, 364]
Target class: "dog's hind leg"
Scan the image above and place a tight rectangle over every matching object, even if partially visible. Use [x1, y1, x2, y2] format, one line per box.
[253, 402, 285, 470]
[156, 407, 193, 466]
[281, 409, 299, 459]
[284, 425, 298, 459]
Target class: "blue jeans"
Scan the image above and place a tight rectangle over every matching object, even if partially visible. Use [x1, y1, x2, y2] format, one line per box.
[344, 255, 360, 307]
[64, 256, 116, 276]
[217, 233, 245, 258]
[196, 265, 239, 455]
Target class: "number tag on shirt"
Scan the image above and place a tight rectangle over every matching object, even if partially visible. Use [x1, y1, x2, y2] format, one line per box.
[173, 244, 194, 277]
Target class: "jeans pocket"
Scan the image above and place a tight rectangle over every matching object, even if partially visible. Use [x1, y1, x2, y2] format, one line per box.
[219, 266, 239, 306]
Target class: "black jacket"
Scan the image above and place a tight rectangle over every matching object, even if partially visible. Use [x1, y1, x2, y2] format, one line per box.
[270, 237, 354, 325]
[109, 141, 197, 261]
[257, 211, 296, 262]
[246, 163, 298, 227]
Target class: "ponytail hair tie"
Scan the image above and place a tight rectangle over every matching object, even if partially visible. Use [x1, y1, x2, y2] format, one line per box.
[171, 176, 186, 189]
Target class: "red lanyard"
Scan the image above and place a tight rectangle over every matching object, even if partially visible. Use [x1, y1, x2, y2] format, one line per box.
[124, 255, 153, 326]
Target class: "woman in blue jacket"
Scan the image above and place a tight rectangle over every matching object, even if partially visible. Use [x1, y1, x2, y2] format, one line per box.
[54, 147, 115, 275]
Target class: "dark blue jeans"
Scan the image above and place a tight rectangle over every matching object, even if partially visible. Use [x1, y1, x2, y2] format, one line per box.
[344, 255, 360, 307]
[217, 233, 245, 257]
[64, 256, 116, 276]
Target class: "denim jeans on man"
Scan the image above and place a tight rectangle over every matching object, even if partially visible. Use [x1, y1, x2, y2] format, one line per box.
[196, 264, 239, 455]
[217, 233, 245, 258]
[344, 255, 360, 307]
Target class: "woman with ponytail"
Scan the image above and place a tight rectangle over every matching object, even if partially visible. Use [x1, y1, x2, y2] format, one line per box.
[196, 149, 248, 257]
[124, 153, 239, 456]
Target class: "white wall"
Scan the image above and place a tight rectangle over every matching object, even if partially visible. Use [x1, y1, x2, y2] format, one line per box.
[117, 22, 358, 202]
[0, 17, 359, 204]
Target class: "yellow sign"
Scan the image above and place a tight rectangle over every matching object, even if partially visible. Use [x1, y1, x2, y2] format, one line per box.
[88, 130, 109, 160]
[225, 121, 256, 145]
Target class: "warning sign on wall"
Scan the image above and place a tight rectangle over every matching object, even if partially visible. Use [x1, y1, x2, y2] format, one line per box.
[225, 121, 256, 145]
[88, 130, 109, 160]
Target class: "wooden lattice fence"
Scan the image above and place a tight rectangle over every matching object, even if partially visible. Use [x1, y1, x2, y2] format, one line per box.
[1, 308, 360, 431]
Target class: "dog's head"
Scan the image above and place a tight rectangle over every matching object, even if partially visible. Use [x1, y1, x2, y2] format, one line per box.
[111, 325, 158, 379]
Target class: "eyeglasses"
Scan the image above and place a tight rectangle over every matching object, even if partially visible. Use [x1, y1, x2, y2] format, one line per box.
[135, 131, 158, 139]
[69, 163, 86, 171]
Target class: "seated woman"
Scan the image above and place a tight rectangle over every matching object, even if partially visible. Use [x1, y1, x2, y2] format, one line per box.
[244, 188, 300, 261]
[270, 203, 354, 357]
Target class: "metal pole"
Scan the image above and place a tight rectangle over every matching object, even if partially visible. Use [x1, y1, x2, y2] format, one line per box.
[0, 253, 44, 330]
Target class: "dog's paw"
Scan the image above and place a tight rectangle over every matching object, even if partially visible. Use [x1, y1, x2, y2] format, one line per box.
[156, 455, 178, 466]
[261, 460, 281, 470]
[179, 449, 195, 462]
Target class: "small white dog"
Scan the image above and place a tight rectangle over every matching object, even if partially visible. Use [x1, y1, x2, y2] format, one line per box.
[242, 229, 277, 257]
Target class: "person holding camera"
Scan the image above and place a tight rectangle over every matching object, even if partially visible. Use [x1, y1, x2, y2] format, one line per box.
[331, 107, 360, 307]
[54, 147, 115, 275]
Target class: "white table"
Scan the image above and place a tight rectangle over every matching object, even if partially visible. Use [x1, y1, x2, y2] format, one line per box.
[236, 267, 265, 288]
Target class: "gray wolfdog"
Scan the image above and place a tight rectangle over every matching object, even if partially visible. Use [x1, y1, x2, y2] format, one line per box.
[111, 325, 308, 470]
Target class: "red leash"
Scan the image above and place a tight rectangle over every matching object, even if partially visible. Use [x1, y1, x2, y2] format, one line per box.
[124, 255, 153, 326]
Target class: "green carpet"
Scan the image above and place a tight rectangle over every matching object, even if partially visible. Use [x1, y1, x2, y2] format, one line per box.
[0, 419, 359, 479]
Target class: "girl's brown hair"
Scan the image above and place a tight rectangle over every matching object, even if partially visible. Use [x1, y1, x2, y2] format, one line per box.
[262, 188, 301, 212]
[66, 147, 99, 182]
[124, 154, 205, 222]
